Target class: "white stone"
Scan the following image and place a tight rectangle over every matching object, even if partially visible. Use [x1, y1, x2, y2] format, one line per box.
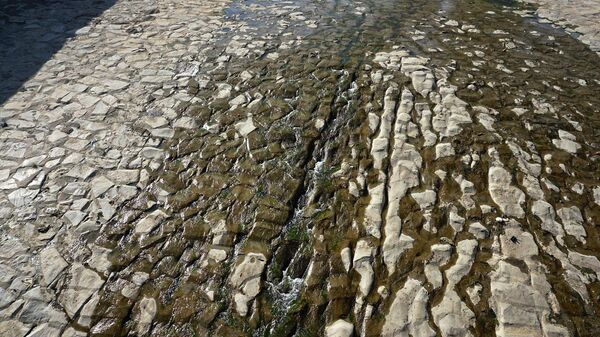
[364, 183, 385, 238]
[467, 283, 483, 306]
[90, 176, 114, 197]
[411, 190, 436, 209]
[552, 130, 580, 154]
[107, 169, 139, 185]
[425, 244, 452, 289]
[340, 247, 352, 272]
[64, 211, 86, 227]
[557, 206, 586, 243]
[8, 188, 39, 207]
[229, 94, 247, 107]
[13, 167, 41, 187]
[446, 240, 478, 286]
[59, 264, 104, 318]
[87, 245, 112, 276]
[40, 246, 68, 286]
[568, 252, 600, 279]
[382, 278, 435, 337]
[410, 70, 435, 98]
[0, 320, 30, 337]
[448, 208, 465, 233]
[325, 319, 354, 337]
[468, 222, 489, 239]
[383, 234, 414, 275]
[594, 187, 600, 206]
[488, 166, 525, 218]
[353, 239, 374, 297]
[234, 116, 256, 137]
[432, 290, 474, 337]
[66, 165, 96, 180]
[78, 293, 100, 328]
[230, 253, 267, 316]
[435, 143, 455, 159]
[532, 200, 565, 241]
[234, 292, 252, 317]
[135, 210, 168, 235]
[208, 248, 227, 262]
[25, 323, 60, 337]
[136, 297, 157, 336]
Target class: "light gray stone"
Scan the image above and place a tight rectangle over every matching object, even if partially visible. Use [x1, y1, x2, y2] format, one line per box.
[59, 264, 104, 318]
[40, 246, 68, 286]
[0, 320, 30, 337]
[136, 297, 157, 336]
[488, 166, 525, 218]
[326, 319, 354, 337]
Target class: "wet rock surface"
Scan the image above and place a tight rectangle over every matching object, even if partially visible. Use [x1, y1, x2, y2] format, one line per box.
[1, 0, 600, 336]
[520, 0, 600, 55]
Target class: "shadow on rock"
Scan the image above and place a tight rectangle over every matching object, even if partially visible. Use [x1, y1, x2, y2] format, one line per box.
[0, 0, 117, 105]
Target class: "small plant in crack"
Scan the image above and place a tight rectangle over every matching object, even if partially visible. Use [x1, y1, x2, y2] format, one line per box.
[314, 165, 336, 194]
[288, 297, 306, 314]
[329, 232, 343, 251]
[256, 182, 267, 197]
[268, 260, 283, 281]
[286, 224, 310, 243]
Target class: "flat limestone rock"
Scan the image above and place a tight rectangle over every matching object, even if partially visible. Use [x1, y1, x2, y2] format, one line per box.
[90, 176, 114, 198]
[234, 116, 256, 137]
[382, 278, 435, 337]
[532, 200, 564, 241]
[382, 233, 414, 275]
[568, 252, 600, 279]
[134, 210, 168, 235]
[325, 319, 354, 337]
[0, 319, 30, 337]
[557, 206, 586, 243]
[363, 182, 385, 238]
[435, 143, 455, 159]
[340, 247, 352, 272]
[488, 166, 525, 218]
[59, 264, 104, 318]
[25, 323, 61, 337]
[432, 239, 477, 337]
[353, 239, 375, 298]
[432, 290, 475, 337]
[424, 244, 453, 289]
[468, 222, 489, 239]
[136, 297, 157, 336]
[230, 253, 267, 316]
[446, 240, 478, 286]
[552, 130, 581, 153]
[78, 293, 100, 328]
[8, 188, 39, 207]
[411, 190, 436, 210]
[489, 222, 569, 337]
[410, 70, 435, 98]
[40, 246, 69, 286]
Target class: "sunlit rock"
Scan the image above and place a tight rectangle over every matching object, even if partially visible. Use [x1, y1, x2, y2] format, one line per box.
[488, 166, 525, 218]
[382, 278, 435, 337]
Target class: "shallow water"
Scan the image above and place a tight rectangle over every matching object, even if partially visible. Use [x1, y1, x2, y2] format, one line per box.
[86, 0, 600, 336]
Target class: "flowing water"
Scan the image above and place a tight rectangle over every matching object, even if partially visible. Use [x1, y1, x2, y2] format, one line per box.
[85, 0, 600, 336]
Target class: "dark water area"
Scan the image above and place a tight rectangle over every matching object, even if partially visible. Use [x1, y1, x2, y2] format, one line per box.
[82, 0, 600, 336]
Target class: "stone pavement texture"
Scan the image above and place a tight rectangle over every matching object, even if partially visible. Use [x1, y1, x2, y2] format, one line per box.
[521, 0, 600, 54]
[0, 0, 600, 336]
[1, 0, 229, 335]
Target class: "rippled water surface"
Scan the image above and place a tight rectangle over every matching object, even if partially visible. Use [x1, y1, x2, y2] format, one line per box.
[86, 0, 600, 336]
